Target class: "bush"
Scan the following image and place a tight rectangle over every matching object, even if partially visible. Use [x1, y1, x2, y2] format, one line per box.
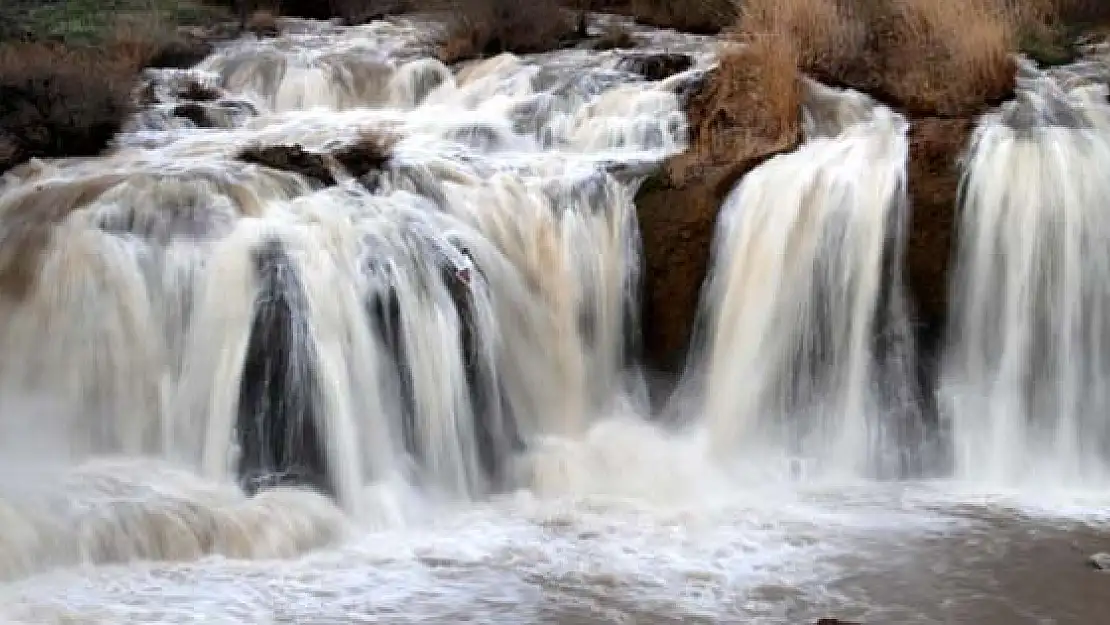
[0, 44, 136, 173]
[737, 0, 1018, 117]
[437, 0, 577, 63]
[669, 33, 801, 186]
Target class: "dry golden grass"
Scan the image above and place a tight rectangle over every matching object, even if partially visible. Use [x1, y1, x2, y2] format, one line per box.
[736, 0, 1019, 117]
[668, 34, 802, 186]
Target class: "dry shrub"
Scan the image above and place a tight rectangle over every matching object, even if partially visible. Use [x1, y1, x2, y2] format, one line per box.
[629, 0, 737, 34]
[737, 0, 1018, 117]
[437, 0, 576, 64]
[0, 44, 137, 173]
[881, 0, 1017, 114]
[668, 34, 802, 186]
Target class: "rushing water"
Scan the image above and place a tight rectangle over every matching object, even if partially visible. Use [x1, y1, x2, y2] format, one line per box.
[942, 58, 1110, 488]
[2, 12, 1110, 625]
[693, 81, 924, 481]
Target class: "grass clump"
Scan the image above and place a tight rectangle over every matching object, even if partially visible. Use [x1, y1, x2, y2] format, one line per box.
[736, 0, 1018, 117]
[669, 33, 802, 186]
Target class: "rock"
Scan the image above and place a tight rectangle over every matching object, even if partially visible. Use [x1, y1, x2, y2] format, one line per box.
[618, 52, 693, 81]
[332, 138, 393, 180]
[904, 117, 972, 368]
[0, 131, 20, 176]
[237, 134, 395, 188]
[172, 103, 215, 128]
[634, 54, 802, 377]
[178, 81, 223, 103]
[239, 145, 336, 186]
[815, 620, 861, 625]
[143, 39, 213, 70]
[1088, 552, 1110, 570]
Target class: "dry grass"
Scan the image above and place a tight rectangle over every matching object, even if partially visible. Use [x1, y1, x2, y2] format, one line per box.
[0, 43, 138, 173]
[736, 0, 1019, 117]
[668, 34, 802, 186]
[437, 0, 576, 64]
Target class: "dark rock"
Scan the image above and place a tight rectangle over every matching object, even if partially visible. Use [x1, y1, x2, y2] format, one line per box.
[815, 620, 862, 625]
[172, 103, 214, 128]
[237, 135, 394, 187]
[618, 52, 693, 81]
[238, 239, 332, 499]
[178, 81, 223, 103]
[332, 134, 394, 179]
[239, 145, 336, 186]
[905, 117, 972, 370]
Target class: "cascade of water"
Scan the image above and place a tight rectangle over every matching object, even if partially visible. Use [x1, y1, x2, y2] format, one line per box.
[691, 82, 923, 480]
[0, 14, 708, 551]
[941, 61, 1110, 487]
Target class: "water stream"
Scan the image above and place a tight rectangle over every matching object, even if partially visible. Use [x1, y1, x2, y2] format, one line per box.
[1, 13, 1110, 625]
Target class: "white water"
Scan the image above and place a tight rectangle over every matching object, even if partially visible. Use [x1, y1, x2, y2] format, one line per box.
[942, 59, 1110, 487]
[693, 81, 922, 480]
[0, 13, 716, 580]
[2, 12, 1110, 625]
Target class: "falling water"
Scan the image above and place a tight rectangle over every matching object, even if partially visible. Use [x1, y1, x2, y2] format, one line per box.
[693, 81, 923, 480]
[941, 60, 1110, 487]
[0, 14, 708, 576]
[5, 13, 1110, 624]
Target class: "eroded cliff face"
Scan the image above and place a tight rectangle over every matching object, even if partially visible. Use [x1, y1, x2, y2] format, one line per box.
[635, 59, 802, 374]
[905, 117, 973, 362]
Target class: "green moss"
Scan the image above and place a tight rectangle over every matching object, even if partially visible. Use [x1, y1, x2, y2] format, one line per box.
[1018, 27, 1078, 68]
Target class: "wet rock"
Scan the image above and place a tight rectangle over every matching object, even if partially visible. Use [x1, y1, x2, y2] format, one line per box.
[239, 145, 337, 186]
[905, 117, 973, 367]
[332, 133, 395, 180]
[178, 81, 223, 103]
[1088, 552, 1110, 570]
[237, 134, 395, 188]
[172, 103, 214, 128]
[238, 239, 332, 499]
[618, 52, 693, 81]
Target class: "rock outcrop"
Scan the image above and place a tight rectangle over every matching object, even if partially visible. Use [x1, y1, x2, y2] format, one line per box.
[635, 44, 802, 374]
[237, 134, 395, 188]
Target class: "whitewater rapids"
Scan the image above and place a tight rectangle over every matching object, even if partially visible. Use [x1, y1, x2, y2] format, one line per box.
[1, 12, 1110, 625]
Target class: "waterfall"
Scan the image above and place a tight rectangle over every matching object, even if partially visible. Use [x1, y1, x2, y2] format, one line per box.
[0, 14, 707, 550]
[693, 81, 923, 480]
[941, 61, 1110, 487]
